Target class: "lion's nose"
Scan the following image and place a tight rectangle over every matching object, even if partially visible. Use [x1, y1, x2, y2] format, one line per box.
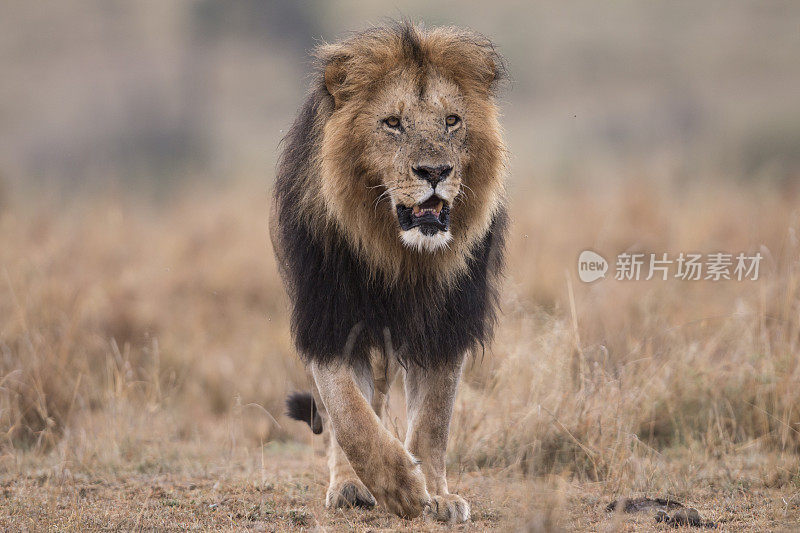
[412, 164, 453, 188]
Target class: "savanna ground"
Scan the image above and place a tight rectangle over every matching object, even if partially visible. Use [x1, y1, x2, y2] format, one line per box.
[2, 179, 800, 531]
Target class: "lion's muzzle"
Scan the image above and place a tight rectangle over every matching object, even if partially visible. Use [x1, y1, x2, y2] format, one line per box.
[411, 164, 453, 188]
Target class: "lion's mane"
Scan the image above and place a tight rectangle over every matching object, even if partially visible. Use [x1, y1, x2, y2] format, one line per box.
[272, 22, 508, 368]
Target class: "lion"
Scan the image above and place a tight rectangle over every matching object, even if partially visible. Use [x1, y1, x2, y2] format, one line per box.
[271, 22, 507, 523]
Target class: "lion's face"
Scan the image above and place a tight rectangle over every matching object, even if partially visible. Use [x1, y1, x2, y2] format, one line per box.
[362, 74, 468, 251]
[314, 25, 506, 279]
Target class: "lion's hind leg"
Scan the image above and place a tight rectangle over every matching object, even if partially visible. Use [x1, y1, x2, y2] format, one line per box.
[325, 429, 376, 509]
[303, 376, 376, 510]
[291, 367, 378, 510]
[325, 350, 399, 510]
[370, 348, 400, 420]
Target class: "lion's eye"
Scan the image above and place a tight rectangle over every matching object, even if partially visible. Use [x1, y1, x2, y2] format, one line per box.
[383, 116, 401, 129]
[445, 114, 461, 128]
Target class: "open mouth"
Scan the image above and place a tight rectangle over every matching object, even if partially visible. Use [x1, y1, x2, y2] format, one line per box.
[396, 195, 451, 236]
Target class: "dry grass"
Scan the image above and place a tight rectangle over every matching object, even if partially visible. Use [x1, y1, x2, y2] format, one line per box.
[1, 180, 800, 531]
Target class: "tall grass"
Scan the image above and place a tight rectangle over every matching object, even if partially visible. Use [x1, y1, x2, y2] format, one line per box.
[1, 181, 798, 489]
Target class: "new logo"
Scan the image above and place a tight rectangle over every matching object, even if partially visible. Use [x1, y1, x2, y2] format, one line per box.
[578, 250, 608, 283]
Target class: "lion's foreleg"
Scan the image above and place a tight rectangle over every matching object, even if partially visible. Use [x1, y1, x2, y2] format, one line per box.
[311, 361, 429, 518]
[404, 356, 470, 523]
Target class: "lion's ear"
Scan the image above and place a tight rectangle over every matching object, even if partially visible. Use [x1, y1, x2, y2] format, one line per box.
[322, 53, 350, 108]
[434, 31, 506, 96]
[477, 43, 506, 94]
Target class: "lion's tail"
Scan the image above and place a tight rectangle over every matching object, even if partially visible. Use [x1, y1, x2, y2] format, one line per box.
[285, 391, 323, 434]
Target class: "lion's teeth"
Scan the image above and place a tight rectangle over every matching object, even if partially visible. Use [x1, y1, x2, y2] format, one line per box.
[411, 201, 445, 218]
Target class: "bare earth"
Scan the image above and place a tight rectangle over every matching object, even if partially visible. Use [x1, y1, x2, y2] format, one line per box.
[2, 444, 799, 532]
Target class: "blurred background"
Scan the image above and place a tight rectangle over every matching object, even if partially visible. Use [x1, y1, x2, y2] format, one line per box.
[2, 0, 799, 197]
[2, 2, 800, 529]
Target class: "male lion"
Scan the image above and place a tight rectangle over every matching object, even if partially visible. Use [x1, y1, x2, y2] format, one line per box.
[271, 22, 507, 523]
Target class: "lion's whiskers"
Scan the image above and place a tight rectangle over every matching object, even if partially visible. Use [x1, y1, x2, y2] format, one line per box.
[373, 186, 400, 212]
[460, 182, 476, 200]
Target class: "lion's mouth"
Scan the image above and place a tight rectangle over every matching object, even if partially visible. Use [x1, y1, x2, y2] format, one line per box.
[396, 195, 451, 236]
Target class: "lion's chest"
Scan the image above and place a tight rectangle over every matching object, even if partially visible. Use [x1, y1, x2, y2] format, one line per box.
[285, 224, 497, 368]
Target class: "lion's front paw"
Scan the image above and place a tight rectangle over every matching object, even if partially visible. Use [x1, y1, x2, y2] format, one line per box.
[326, 478, 376, 509]
[425, 493, 470, 523]
[358, 441, 430, 518]
[382, 457, 429, 519]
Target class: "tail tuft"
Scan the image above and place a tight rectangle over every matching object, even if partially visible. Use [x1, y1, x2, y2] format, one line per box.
[285, 391, 323, 434]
